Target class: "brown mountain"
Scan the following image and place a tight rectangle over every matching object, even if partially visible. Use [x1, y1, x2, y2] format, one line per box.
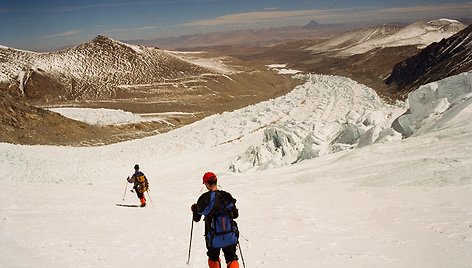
[0, 35, 210, 102]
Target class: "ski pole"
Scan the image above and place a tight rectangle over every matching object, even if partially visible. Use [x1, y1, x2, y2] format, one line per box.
[238, 241, 246, 268]
[239, 232, 249, 242]
[122, 180, 128, 201]
[146, 190, 154, 207]
[186, 217, 194, 264]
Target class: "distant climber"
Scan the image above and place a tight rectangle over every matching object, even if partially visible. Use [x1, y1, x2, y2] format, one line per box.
[127, 164, 149, 207]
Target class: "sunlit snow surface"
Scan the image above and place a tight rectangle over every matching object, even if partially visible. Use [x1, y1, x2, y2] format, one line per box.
[1, 73, 471, 268]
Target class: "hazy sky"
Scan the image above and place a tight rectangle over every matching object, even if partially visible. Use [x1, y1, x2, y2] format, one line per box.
[1, 0, 471, 51]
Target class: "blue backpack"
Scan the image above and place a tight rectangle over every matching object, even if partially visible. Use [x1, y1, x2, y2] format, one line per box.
[201, 191, 239, 248]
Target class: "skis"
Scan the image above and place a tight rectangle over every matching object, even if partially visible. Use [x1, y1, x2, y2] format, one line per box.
[115, 203, 140, 208]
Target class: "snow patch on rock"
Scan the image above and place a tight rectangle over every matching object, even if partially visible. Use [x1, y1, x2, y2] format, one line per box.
[49, 108, 142, 126]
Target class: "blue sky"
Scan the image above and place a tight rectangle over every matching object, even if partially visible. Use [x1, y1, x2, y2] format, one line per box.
[1, 0, 471, 51]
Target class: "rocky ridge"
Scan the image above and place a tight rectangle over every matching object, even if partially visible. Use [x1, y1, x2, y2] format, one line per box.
[385, 24, 472, 94]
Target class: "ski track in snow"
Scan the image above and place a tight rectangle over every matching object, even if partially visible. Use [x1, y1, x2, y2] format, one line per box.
[1, 73, 472, 268]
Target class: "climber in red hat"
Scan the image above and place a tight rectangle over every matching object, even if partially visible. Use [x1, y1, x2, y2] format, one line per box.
[191, 172, 240, 268]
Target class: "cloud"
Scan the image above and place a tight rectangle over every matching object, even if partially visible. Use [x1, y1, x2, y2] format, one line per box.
[102, 25, 159, 34]
[136, 25, 159, 31]
[377, 2, 472, 15]
[46, 30, 82, 38]
[183, 3, 472, 27]
[183, 9, 329, 27]
[264, 7, 280, 11]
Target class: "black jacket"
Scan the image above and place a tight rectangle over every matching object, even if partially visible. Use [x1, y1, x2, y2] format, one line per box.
[193, 190, 239, 234]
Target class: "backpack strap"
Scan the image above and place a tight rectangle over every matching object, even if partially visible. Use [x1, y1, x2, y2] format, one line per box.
[200, 191, 216, 216]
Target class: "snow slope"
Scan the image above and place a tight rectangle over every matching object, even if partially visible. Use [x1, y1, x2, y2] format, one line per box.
[1, 73, 471, 267]
[308, 19, 466, 56]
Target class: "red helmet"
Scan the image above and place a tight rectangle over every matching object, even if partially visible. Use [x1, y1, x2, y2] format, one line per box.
[202, 172, 217, 184]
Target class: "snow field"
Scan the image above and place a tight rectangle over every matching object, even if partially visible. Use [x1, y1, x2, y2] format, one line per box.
[1, 73, 472, 267]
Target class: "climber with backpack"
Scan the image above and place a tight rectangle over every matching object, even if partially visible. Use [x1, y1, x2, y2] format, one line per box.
[191, 172, 240, 268]
[127, 164, 149, 207]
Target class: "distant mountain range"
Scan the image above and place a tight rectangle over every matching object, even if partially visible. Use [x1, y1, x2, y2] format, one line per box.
[257, 18, 470, 99]
[1, 19, 468, 103]
[306, 19, 467, 56]
[127, 21, 358, 49]
[386, 24, 472, 94]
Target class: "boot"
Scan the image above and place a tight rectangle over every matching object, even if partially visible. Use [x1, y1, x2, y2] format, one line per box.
[227, 260, 239, 268]
[208, 258, 221, 268]
[140, 197, 146, 207]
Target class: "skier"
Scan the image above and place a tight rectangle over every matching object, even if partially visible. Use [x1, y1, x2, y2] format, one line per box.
[191, 172, 240, 268]
[127, 164, 149, 207]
